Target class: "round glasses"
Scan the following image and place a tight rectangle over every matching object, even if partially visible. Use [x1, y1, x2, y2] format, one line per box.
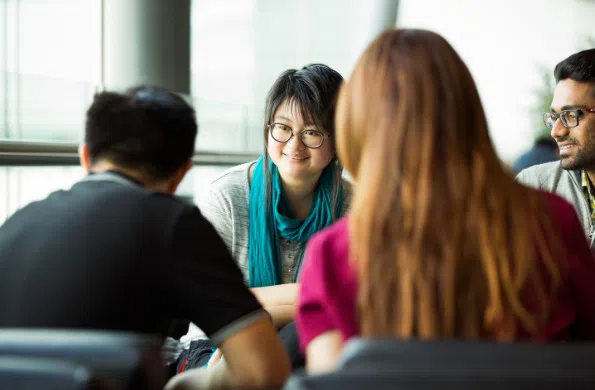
[269, 123, 328, 149]
[543, 108, 595, 129]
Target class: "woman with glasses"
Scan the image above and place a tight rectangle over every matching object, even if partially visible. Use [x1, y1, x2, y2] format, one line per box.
[177, 63, 350, 372]
[296, 29, 595, 374]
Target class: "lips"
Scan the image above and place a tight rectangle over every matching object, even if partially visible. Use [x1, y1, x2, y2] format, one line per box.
[283, 154, 309, 161]
[557, 143, 577, 156]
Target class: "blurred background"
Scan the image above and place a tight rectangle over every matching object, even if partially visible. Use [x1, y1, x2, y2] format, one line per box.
[1, 0, 594, 223]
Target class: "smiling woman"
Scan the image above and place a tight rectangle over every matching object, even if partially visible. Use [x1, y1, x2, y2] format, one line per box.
[265, 100, 337, 219]
[178, 64, 352, 372]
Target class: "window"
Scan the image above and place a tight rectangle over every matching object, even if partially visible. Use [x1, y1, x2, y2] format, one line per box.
[0, 165, 230, 224]
[190, 0, 397, 154]
[1, 0, 101, 142]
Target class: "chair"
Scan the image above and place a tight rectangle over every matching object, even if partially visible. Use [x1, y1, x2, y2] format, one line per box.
[0, 329, 166, 390]
[284, 339, 595, 390]
[0, 356, 91, 390]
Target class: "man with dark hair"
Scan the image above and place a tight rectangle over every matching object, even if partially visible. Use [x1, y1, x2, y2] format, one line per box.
[517, 49, 595, 250]
[0, 86, 290, 389]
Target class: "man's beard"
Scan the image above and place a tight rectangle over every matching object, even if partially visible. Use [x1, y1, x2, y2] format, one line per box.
[560, 148, 595, 171]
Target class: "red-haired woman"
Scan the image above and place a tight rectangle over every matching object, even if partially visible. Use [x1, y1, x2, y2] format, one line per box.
[296, 28, 595, 374]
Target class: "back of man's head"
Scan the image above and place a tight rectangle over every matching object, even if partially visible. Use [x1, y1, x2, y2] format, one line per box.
[85, 85, 197, 181]
[554, 49, 595, 86]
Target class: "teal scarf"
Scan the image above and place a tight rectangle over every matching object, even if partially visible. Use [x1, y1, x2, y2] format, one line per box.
[248, 155, 343, 287]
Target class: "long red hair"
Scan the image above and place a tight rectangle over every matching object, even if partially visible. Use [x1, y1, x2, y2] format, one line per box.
[336, 29, 563, 340]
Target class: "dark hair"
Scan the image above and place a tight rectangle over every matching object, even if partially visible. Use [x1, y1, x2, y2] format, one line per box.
[263, 64, 344, 144]
[262, 64, 345, 217]
[554, 49, 595, 85]
[85, 85, 197, 181]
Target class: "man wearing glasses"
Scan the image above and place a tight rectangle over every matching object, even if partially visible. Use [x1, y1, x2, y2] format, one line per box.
[517, 49, 595, 250]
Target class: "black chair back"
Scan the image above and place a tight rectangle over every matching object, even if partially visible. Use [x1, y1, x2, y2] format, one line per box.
[0, 356, 91, 390]
[0, 329, 166, 390]
[285, 339, 595, 390]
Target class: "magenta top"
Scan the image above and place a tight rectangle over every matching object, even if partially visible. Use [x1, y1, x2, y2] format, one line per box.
[296, 192, 595, 352]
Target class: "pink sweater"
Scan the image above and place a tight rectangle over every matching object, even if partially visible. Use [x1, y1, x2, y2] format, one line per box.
[296, 192, 595, 351]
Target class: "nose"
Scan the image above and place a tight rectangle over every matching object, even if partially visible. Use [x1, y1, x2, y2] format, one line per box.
[285, 133, 306, 151]
[550, 118, 569, 140]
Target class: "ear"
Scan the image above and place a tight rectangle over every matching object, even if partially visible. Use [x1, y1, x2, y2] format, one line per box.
[78, 144, 92, 173]
[166, 159, 193, 195]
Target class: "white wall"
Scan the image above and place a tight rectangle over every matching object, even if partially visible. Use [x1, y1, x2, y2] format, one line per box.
[397, 0, 595, 163]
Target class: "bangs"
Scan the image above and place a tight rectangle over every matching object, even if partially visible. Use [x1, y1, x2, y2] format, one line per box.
[285, 96, 324, 130]
[265, 67, 340, 136]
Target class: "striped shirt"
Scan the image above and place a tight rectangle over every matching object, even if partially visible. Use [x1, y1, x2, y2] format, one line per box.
[580, 170, 595, 227]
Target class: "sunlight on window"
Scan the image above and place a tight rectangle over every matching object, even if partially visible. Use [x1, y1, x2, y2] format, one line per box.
[0, 0, 101, 142]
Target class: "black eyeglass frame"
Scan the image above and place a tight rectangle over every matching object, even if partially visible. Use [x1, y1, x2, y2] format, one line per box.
[268, 122, 330, 149]
[543, 108, 595, 129]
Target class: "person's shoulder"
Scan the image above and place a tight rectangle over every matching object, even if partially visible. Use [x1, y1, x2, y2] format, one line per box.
[143, 194, 217, 240]
[137, 192, 202, 231]
[212, 161, 253, 184]
[0, 189, 60, 226]
[209, 161, 254, 194]
[302, 217, 352, 287]
[308, 216, 350, 258]
[313, 215, 349, 239]
[520, 160, 561, 174]
[528, 190, 586, 243]
[538, 190, 580, 226]
[516, 161, 563, 186]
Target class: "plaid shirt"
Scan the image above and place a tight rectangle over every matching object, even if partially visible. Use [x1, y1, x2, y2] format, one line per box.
[581, 170, 595, 227]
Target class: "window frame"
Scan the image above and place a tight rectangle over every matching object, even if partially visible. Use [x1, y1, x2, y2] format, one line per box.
[0, 140, 258, 166]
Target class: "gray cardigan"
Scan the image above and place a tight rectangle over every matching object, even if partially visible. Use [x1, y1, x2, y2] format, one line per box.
[516, 161, 595, 251]
[201, 161, 352, 284]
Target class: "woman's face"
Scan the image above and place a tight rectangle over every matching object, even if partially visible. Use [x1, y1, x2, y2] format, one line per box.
[267, 99, 335, 185]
